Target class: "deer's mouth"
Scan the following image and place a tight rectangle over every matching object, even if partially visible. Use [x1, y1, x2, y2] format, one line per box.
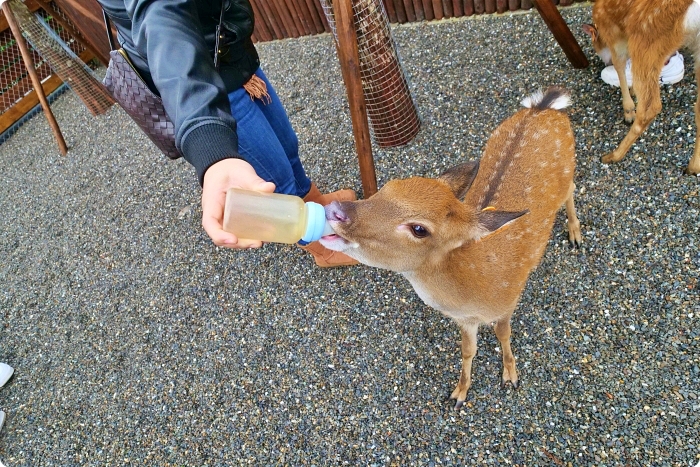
[322, 201, 355, 250]
[319, 225, 354, 251]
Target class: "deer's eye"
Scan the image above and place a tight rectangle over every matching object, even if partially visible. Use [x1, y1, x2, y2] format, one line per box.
[409, 224, 429, 238]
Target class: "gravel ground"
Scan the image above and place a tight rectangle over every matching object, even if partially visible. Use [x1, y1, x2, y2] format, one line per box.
[1, 4, 699, 466]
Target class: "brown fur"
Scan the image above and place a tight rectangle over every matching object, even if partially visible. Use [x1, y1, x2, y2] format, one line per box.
[321, 89, 581, 408]
[583, 0, 700, 174]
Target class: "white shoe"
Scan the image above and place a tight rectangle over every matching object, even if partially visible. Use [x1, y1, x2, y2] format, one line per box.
[600, 52, 685, 87]
[660, 52, 685, 84]
[0, 363, 12, 388]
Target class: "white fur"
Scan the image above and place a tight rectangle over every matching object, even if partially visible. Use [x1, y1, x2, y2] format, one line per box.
[598, 47, 613, 66]
[684, 2, 700, 55]
[548, 94, 572, 110]
[520, 90, 571, 110]
[520, 90, 543, 108]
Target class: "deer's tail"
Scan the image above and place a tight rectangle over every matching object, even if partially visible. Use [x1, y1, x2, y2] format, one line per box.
[520, 87, 571, 111]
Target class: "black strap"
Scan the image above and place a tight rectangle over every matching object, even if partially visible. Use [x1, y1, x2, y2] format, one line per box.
[103, 9, 116, 52]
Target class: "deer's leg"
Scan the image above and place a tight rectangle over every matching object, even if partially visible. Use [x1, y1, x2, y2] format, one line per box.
[688, 64, 700, 175]
[565, 182, 581, 248]
[602, 54, 665, 164]
[494, 317, 518, 389]
[450, 323, 478, 410]
[610, 49, 636, 122]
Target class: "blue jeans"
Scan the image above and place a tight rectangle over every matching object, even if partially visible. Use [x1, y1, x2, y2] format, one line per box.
[228, 68, 311, 198]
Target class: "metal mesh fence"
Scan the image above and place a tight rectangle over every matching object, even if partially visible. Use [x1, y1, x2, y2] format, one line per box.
[36, 4, 83, 57]
[9, 0, 113, 116]
[321, 0, 420, 147]
[0, 24, 52, 115]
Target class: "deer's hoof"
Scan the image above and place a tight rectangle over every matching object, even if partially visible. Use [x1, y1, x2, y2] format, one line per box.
[568, 226, 582, 249]
[501, 366, 519, 389]
[601, 152, 623, 165]
[501, 376, 519, 390]
[685, 166, 700, 176]
[624, 110, 636, 124]
[569, 238, 581, 249]
[450, 384, 470, 410]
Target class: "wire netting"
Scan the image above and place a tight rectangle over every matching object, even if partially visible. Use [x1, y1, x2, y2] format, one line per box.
[320, 0, 420, 147]
[8, 0, 113, 116]
[0, 24, 52, 116]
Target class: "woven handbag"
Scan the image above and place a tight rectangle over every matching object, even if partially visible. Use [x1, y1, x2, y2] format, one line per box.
[101, 4, 226, 160]
[103, 48, 180, 159]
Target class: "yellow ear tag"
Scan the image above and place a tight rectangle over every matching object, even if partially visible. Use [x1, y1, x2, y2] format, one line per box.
[481, 206, 496, 212]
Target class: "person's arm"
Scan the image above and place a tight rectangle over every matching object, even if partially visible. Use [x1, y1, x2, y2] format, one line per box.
[123, 0, 268, 248]
[124, 0, 236, 183]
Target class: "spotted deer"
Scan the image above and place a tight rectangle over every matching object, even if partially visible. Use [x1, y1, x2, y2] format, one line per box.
[582, 0, 700, 175]
[320, 88, 581, 409]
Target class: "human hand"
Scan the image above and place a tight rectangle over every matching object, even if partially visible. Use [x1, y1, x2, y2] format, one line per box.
[201, 158, 276, 249]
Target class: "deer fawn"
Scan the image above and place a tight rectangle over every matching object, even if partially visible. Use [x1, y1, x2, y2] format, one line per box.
[582, 0, 700, 175]
[320, 88, 581, 409]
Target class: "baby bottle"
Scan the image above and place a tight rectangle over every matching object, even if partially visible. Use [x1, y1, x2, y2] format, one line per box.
[222, 188, 335, 245]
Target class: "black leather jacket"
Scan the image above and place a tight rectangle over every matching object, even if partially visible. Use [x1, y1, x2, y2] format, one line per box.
[99, 0, 260, 184]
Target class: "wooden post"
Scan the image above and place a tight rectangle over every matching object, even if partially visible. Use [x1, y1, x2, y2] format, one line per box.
[531, 0, 588, 69]
[402, 0, 417, 22]
[382, 0, 398, 23]
[249, 0, 274, 42]
[464, 0, 474, 16]
[392, 0, 407, 23]
[1, 0, 68, 155]
[332, 0, 378, 197]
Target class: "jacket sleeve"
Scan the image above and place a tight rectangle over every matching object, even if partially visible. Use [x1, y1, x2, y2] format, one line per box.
[123, 0, 240, 185]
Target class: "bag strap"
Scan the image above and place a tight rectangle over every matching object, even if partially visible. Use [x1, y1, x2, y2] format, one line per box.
[102, 9, 116, 52]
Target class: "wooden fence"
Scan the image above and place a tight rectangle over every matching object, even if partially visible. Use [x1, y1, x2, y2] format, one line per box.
[249, 0, 590, 42]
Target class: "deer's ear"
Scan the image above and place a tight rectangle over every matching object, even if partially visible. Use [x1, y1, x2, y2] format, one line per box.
[472, 208, 529, 240]
[438, 161, 479, 200]
[582, 23, 598, 41]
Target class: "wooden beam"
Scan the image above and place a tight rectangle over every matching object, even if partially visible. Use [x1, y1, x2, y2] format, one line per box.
[0, 0, 39, 31]
[50, 0, 110, 66]
[531, 0, 588, 68]
[32, 0, 103, 64]
[332, 0, 378, 197]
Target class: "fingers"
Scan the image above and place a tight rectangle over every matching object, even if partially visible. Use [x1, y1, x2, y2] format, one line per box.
[201, 158, 277, 249]
[202, 212, 264, 249]
[201, 191, 263, 249]
[247, 180, 276, 194]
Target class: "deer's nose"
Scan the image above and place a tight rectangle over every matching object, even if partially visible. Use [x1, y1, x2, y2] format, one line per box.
[325, 201, 349, 223]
